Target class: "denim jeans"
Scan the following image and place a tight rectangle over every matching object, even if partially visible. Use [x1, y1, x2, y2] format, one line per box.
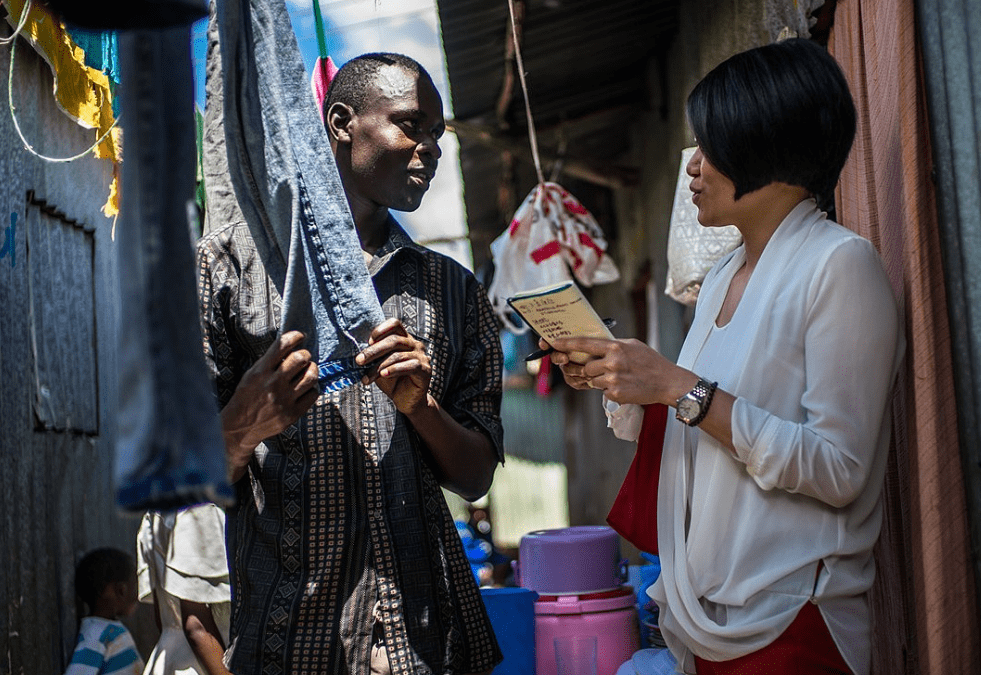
[207, 0, 385, 393]
[115, 26, 233, 511]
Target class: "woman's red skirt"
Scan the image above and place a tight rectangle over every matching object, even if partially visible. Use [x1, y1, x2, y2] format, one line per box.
[694, 601, 852, 675]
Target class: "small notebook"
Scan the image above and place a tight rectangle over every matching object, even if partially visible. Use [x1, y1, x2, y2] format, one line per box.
[506, 281, 614, 363]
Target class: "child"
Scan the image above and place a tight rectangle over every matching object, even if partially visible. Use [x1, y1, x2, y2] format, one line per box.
[137, 503, 232, 675]
[65, 547, 145, 675]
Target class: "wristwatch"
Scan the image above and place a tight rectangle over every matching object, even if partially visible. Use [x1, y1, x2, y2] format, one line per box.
[675, 377, 718, 427]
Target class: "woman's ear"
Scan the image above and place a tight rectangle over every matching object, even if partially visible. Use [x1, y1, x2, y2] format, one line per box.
[327, 102, 354, 144]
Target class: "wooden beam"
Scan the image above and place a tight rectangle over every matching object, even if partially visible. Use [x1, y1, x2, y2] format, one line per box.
[448, 117, 639, 190]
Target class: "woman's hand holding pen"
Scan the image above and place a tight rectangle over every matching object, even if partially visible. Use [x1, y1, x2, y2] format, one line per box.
[525, 318, 617, 361]
[544, 335, 696, 407]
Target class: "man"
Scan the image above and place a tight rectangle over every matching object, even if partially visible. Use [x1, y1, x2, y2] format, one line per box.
[197, 53, 503, 675]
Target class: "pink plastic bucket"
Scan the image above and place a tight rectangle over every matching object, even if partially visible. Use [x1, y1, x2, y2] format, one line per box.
[535, 587, 640, 675]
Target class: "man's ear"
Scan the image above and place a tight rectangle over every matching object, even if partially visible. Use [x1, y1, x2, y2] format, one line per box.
[327, 102, 354, 144]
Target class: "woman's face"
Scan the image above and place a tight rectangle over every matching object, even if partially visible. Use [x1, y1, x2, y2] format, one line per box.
[686, 145, 739, 227]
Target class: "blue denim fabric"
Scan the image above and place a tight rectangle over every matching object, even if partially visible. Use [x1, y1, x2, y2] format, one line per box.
[209, 0, 385, 392]
[114, 26, 233, 511]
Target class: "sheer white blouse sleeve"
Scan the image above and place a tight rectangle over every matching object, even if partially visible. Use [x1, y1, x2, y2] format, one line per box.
[730, 236, 902, 507]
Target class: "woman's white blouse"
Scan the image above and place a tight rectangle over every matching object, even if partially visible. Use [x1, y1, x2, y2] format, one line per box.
[649, 200, 904, 675]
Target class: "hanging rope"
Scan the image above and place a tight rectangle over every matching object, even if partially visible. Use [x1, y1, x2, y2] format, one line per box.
[6, 2, 121, 163]
[0, 0, 31, 45]
[312, 0, 329, 60]
[506, 0, 545, 185]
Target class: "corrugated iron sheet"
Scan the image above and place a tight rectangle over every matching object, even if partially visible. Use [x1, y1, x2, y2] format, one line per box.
[437, 0, 680, 269]
[440, 0, 679, 129]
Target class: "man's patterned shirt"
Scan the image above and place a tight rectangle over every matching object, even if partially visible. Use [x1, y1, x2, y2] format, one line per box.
[197, 219, 504, 675]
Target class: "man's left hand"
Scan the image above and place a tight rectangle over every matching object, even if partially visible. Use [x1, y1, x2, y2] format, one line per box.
[356, 318, 432, 415]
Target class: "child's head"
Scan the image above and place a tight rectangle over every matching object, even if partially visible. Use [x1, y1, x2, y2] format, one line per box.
[74, 547, 139, 620]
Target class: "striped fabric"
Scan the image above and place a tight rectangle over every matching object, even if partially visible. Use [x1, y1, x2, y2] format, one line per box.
[64, 617, 143, 675]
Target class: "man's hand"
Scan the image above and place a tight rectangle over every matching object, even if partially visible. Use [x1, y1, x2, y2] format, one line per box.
[358, 318, 497, 500]
[221, 331, 320, 482]
[356, 318, 432, 416]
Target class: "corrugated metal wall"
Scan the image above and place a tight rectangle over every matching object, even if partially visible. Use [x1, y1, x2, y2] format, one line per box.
[0, 30, 145, 674]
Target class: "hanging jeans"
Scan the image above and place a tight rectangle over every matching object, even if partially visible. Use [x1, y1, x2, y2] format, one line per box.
[206, 0, 386, 392]
[114, 26, 233, 511]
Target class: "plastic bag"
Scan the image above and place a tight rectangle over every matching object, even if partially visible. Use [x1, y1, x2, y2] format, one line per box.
[488, 182, 620, 332]
[664, 147, 742, 306]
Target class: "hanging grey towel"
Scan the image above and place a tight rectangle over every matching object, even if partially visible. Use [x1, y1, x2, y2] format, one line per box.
[208, 0, 386, 393]
[114, 25, 233, 512]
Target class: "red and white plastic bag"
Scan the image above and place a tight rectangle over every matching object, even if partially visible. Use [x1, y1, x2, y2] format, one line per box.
[488, 182, 620, 333]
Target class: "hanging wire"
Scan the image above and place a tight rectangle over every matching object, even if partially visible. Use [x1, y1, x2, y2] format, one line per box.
[0, 0, 31, 45]
[6, 2, 121, 163]
[506, 0, 545, 185]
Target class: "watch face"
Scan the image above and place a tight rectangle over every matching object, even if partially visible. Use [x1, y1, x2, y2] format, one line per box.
[678, 396, 700, 421]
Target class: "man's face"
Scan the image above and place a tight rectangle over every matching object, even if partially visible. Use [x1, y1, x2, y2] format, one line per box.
[345, 65, 445, 212]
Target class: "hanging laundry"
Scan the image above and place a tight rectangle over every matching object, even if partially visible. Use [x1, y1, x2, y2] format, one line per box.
[664, 147, 741, 306]
[114, 24, 232, 512]
[308, 0, 337, 116]
[2, 0, 121, 215]
[310, 55, 338, 117]
[65, 27, 120, 115]
[207, 0, 386, 393]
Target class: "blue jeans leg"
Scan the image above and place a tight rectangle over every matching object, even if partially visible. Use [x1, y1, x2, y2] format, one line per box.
[208, 0, 386, 393]
[114, 25, 234, 511]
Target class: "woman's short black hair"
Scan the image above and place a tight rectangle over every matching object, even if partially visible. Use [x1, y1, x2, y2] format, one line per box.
[74, 547, 135, 609]
[324, 53, 434, 117]
[686, 38, 856, 202]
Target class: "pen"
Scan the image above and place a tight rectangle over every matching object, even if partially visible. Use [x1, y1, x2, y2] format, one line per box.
[524, 318, 617, 362]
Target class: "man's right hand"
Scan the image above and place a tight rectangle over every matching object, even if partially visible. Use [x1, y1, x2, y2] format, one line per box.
[220, 331, 320, 482]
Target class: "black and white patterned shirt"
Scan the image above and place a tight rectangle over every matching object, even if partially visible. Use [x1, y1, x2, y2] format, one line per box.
[197, 218, 504, 675]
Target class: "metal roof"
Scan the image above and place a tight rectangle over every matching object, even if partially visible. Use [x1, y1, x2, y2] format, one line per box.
[437, 0, 680, 270]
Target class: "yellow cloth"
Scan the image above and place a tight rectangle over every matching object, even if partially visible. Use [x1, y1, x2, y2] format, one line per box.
[3, 0, 121, 216]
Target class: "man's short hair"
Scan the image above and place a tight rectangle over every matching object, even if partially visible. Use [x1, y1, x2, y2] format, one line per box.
[686, 38, 856, 203]
[324, 52, 433, 117]
[74, 547, 135, 609]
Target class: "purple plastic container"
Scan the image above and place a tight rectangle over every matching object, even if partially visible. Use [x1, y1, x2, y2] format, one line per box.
[517, 526, 627, 595]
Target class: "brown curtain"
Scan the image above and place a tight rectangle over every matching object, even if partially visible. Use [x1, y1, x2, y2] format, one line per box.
[831, 1, 980, 673]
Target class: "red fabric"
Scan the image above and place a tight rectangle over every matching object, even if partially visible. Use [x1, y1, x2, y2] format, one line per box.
[606, 403, 668, 554]
[578, 231, 604, 257]
[530, 239, 561, 263]
[311, 55, 339, 116]
[535, 354, 552, 397]
[694, 601, 851, 675]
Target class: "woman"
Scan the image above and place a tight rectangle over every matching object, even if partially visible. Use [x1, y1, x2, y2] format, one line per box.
[546, 38, 902, 675]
